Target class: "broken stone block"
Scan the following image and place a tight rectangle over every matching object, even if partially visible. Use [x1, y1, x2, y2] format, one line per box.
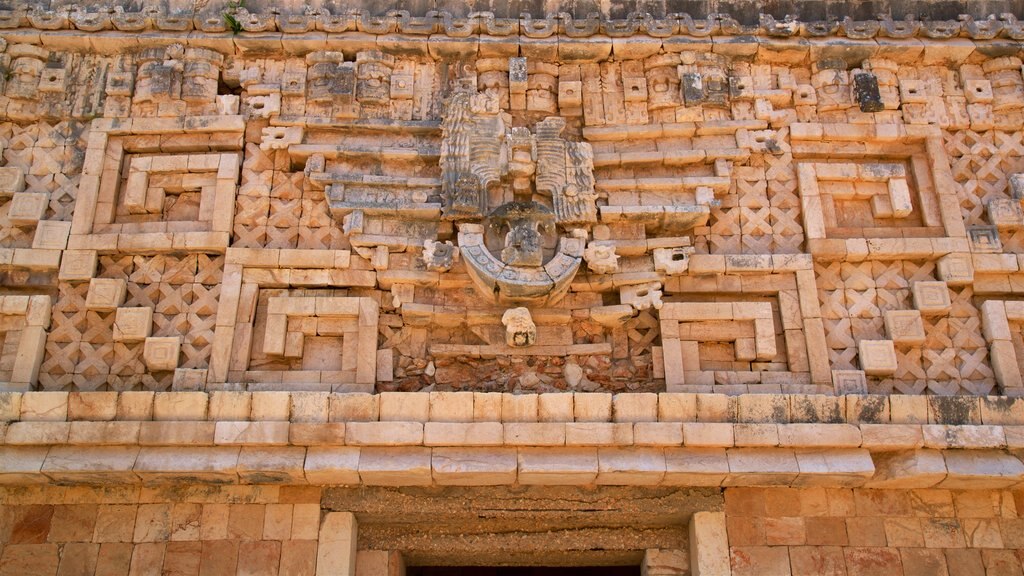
[0, 167, 26, 195]
[113, 307, 154, 342]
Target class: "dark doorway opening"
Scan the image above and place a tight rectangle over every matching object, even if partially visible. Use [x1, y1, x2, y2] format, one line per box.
[408, 568, 639, 576]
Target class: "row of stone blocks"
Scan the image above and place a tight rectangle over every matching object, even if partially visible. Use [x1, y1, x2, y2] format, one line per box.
[14, 25, 1007, 68]
[1, 418, 1021, 453]
[2, 443, 1020, 490]
[4, 391, 1024, 426]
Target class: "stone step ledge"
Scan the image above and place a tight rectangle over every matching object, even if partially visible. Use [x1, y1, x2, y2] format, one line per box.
[1, 444, 1021, 490]
[2, 419, 1022, 453]
[4, 390, 1023, 427]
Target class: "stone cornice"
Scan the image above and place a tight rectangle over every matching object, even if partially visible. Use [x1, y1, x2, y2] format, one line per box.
[2, 391, 1024, 488]
[2, 6, 1024, 43]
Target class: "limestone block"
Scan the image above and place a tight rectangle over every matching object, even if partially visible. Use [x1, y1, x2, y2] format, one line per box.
[658, 393, 696, 421]
[887, 177, 913, 218]
[290, 392, 330, 423]
[473, 393, 502, 421]
[67, 421, 140, 445]
[0, 392, 22, 421]
[431, 447, 517, 485]
[113, 307, 153, 343]
[139, 422, 215, 445]
[356, 551, 405, 576]
[379, 392, 429, 422]
[0, 446, 49, 483]
[596, 447, 666, 485]
[251, 392, 291, 421]
[737, 394, 789, 424]
[304, 447, 360, 484]
[723, 448, 800, 486]
[502, 394, 538, 422]
[214, 421, 290, 445]
[922, 424, 1006, 449]
[7, 192, 49, 224]
[565, 422, 634, 446]
[912, 281, 952, 316]
[208, 391, 252, 421]
[858, 340, 898, 376]
[31, 220, 71, 250]
[19, 391, 68, 421]
[613, 393, 658, 422]
[793, 448, 875, 487]
[133, 446, 240, 484]
[424, 422, 504, 446]
[68, 392, 118, 421]
[329, 394, 379, 422]
[982, 301, 1012, 343]
[5, 421, 70, 444]
[689, 511, 729, 576]
[143, 337, 181, 371]
[316, 512, 357, 576]
[990, 340, 1024, 390]
[867, 449, 947, 488]
[633, 422, 684, 446]
[347, 422, 423, 446]
[662, 448, 729, 487]
[41, 445, 140, 484]
[682, 423, 734, 447]
[0, 166, 26, 195]
[574, 393, 612, 422]
[290, 423, 347, 446]
[517, 447, 598, 485]
[358, 447, 432, 486]
[859, 424, 924, 450]
[777, 423, 862, 447]
[117, 392, 155, 421]
[428, 391, 474, 422]
[85, 278, 127, 311]
[883, 310, 926, 346]
[936, 253, 974, 286]
[153, 392, 208, 421]
[831, 370, 868, 394]
[939, 450, 1024, 489]
[237, 447, 307, 484]
[537, 393, 573, 422]
[12, 326, 46, 386]
[504, 423, 565, 446]
[58, 250, 98, 281]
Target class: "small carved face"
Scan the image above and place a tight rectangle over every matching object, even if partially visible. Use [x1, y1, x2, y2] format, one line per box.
[500, 220, 545, 267]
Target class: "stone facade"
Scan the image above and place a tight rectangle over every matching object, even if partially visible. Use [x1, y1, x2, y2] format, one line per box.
[3, 2, 1024, 575]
